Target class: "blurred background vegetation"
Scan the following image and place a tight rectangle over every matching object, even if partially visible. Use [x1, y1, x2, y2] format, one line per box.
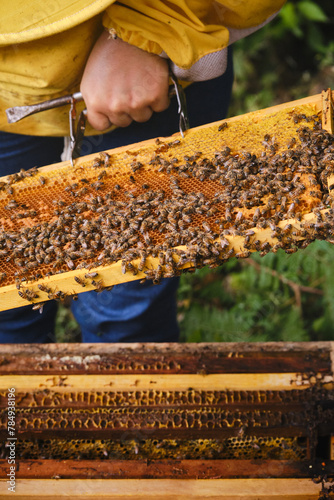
[56, 0, 334, 343]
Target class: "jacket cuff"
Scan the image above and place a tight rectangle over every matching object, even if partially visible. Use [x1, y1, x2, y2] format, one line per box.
[160, 49, 228, 82]
[160, 12, 279, 82]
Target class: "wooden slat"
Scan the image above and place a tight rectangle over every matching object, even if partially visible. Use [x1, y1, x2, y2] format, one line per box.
[0, 373, 327, 392]
[322, 89, 334, 133]
[0, 342, 332, 375]
[0, 459, 332, 479]
[0, 478, 326, 499]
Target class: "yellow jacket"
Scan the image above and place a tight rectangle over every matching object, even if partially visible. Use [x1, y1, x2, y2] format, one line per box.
[0, 0, 285, 136]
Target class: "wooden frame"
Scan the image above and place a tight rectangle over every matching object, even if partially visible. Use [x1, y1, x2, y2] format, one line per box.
[0, 91, 333, 312]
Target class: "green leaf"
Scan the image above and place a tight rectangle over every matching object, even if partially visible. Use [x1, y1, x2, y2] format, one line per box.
[298, 1, 328, 22]
[279, 3, 303, 37]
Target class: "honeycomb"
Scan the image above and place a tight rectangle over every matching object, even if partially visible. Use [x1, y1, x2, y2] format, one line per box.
[0, 95, 333, 310]
[1, 404, 309, 434]
[0, 388, 317, 462]
[0, 387, 327, 461]
[5, 435, 307, 461]
[0, 388, 319, 408]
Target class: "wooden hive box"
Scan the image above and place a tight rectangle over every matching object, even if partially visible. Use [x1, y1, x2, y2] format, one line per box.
[0, 341, 333, 499]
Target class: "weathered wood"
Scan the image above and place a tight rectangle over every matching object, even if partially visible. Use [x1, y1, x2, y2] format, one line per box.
[0, 478, 328, 499]
[322, 88, 334, 133]
[0, 459, 332, 479]
[0, 342, 332, 375]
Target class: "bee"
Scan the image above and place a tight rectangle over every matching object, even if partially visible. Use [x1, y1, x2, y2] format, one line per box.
[260, 241, 271, 252]
[235, 211, 243, 223]
[131, 161, 143, 172]
[92, 279, 104, 292]
[99, 151, 110, 167]
[243, 234, 254, 249]
[218, 122, 228, 131]
[85, 272, 98, 279]
[91, 181, 104, 190]
[142, 232, 152, 245]
[74, 276, 86, 287]
[287, 202, 296, 216]
[219, 235, 230, 250]
[282, 224, 292, 234]
[39, 176, 46, 185]
[18, 288, 38, 302]
[225, 207, 232, 222]
[126, 262, 138, 276]
[32, 302, 45, 314]
[98, 170, 107, 181]
[4, 200, 19, 210]
[235, 250, 251, 259]
[202, 221, 211, 233]
[152, 265, 163, 284]
[66, 259, 75, 270]
[92, 156, 103, 168]
[121, 260, 127, 274]
[285, 247, 298, 254]
[0, 272, 7, 283]
[268, 241, 281, 253]
[168, 139, 181, 147]
[52, 290, 67, 301]
[138, 251, 147, 272]
[287, 137, 297, 149]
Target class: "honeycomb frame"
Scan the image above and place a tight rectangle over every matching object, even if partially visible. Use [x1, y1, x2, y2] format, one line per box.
[0, 90, 333, 311]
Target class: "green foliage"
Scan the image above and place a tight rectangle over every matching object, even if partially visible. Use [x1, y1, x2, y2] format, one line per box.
[280, 1, 328, 37]
[229, 0, 334, 116]
[55, 302, 81, 343]
[178, 242, 334, 343]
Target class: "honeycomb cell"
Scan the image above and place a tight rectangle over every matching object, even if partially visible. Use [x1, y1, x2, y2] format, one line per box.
[0, 435, 307, 461]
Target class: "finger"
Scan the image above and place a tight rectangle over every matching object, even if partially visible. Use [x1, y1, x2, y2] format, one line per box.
[150, 93, 170, 113]
[107, 112, 133, 128]
[130, 106, 153, 123]
[86, 110, 112, 131]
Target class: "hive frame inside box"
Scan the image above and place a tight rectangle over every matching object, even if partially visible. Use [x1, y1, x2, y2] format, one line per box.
[0, 90, 333, 312]
[0, 341, 333, 499]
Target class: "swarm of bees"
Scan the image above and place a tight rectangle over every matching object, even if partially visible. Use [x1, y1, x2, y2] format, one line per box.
[0, 111, 333, 307]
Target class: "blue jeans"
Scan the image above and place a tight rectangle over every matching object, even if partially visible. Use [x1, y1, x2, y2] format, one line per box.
[0, 51, 233, 343]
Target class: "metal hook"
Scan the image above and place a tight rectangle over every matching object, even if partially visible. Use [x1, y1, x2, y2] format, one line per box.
[70, 108, 87, 166]
[5, 70, 190, 164]
[169, 69, 190, 138]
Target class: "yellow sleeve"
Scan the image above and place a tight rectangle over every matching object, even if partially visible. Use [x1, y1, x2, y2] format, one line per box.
[103, 0, 286, 71]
